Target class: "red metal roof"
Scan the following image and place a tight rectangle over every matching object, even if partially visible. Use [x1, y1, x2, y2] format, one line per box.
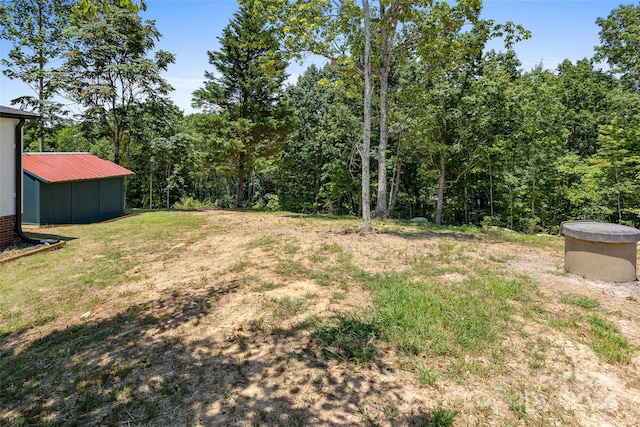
[23, 153, 134, 183]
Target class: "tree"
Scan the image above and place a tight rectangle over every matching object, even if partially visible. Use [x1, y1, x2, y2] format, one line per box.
[371, 0, 518, 219]
[257, 0, 528, 228]
[277, 64, 361, 214]
[595, 4, 640, 91]
[394, 9, 526, 226]
[593, 117, 640, 223]
[192, 3, 290, 208]
[0, 0, 73, 151]
[253, 0, 374, 229]
[555, 59, 618, 156]
[77, 0, 145, 14]
[123, 98, 193, 209]
[61, 6, 174, 165]
[361, 0, 373, 231]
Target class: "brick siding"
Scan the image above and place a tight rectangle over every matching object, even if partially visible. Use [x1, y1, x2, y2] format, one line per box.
[0, 215, 17, 247]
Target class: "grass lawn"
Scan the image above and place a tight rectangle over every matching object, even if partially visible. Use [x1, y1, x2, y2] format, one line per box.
[1, 210, 638, 426]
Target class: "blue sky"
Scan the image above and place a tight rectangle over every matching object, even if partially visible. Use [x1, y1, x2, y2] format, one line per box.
[0, 0, 625, 115]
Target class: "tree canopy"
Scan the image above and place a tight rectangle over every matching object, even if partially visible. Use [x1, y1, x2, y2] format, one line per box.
[5, 1, 640, 232]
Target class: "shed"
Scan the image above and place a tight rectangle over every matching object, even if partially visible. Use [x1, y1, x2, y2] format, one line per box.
[22, 153, 134, 225]
[0, 106, 39, 246]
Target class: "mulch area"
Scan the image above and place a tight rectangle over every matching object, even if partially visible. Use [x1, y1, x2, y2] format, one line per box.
[0, 241, 52, 263]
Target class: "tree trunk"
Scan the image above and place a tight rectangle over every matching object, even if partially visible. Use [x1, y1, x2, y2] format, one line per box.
[361, 0, 373, 233]
[489, 160, 494, 216]
[38, 3, 45, 152]
[388, 136, 402, 215]
[464, 186, 468, 224]
[236, 154, 246, 208]
[614, 162, 622, 222]
[248, 171, 255, 204]
[375, 17, 391, 220]
[435, 155, 446, 226]
[149, 172, 153, 210]
[38, 75, 45, 152]
[531, 158, 536, 219]
[235, 174, 245, 208]
[388, 161, 401, 216]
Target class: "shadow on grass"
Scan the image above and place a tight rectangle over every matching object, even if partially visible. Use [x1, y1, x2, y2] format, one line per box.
[0, 280, 419, 426]
[23, 231, 77, 242]
[281, 213, 359, 222]
[378, 226, 486, 243]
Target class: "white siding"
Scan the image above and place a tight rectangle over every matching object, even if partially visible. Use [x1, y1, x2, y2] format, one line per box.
[0, 117, 19, 217]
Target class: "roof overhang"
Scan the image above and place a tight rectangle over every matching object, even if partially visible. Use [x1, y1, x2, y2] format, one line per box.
[0, 106, 40, 120]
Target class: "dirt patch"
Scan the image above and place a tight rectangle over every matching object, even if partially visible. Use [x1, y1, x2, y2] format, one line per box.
[2, 210, 640, 426]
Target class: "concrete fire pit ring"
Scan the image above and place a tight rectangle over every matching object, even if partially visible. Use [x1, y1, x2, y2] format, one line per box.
[561, 221, 640, 282]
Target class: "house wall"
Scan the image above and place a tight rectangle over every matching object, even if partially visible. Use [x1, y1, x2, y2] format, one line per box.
[0, 215, 16, 246]
[0, 117, 18, 245]
[1, 117, 18, 217]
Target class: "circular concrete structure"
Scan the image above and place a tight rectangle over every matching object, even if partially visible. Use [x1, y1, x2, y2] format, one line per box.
[561, 221, 640, 282]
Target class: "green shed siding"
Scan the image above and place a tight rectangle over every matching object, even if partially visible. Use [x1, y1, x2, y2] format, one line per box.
[41, 182, 73, 224]
[99, 177, 125, 220]
[71, 180, 100, 223]
[23, 174, 127, 225]
[22, 174, 40, 224]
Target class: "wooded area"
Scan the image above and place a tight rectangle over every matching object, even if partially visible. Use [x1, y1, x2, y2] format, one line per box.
[3, 0, 640, 233]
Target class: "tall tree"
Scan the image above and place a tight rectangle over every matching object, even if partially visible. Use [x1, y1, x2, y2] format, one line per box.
[371, 0, 517, 219]
[0, 0, 73, 151]
[192, 3, 290, 208]
[61, 6, 174, 165]
[595, 4, 640, 91]
[253, 0, 374, 229]
[396, 11, 526, 226]
[361, 0, 373, 231]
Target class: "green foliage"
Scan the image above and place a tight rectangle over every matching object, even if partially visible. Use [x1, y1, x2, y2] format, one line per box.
[61, 6, 174, 165]
[8, 1, 640, 232]
[172, 197, 214, 210]
[559, 294, 600, 310]
[0, 0, 73, 150]
[125, 100, 195, 208]
[596, 4, 640, 90]
[191, 3, 290, 208]
[589, 315, 633, 364]
[77, 0, 146, 15]
[410, 407, 458, 427]
[253, 193, 281, 211]
[310, 314, 381, 364]
[276, 64, 360, 214]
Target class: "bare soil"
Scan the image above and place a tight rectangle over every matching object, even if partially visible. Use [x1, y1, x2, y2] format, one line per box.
[3, 210, 640, 426]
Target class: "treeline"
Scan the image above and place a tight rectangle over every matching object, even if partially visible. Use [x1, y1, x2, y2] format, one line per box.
[4, 1, 640, 233]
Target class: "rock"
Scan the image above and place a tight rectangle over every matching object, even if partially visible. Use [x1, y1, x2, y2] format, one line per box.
[410, 217, 428, 223]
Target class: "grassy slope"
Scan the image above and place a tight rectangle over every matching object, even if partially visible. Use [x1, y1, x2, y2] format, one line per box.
[0, 211, 636, 426]
[0, 212, 205, 337]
